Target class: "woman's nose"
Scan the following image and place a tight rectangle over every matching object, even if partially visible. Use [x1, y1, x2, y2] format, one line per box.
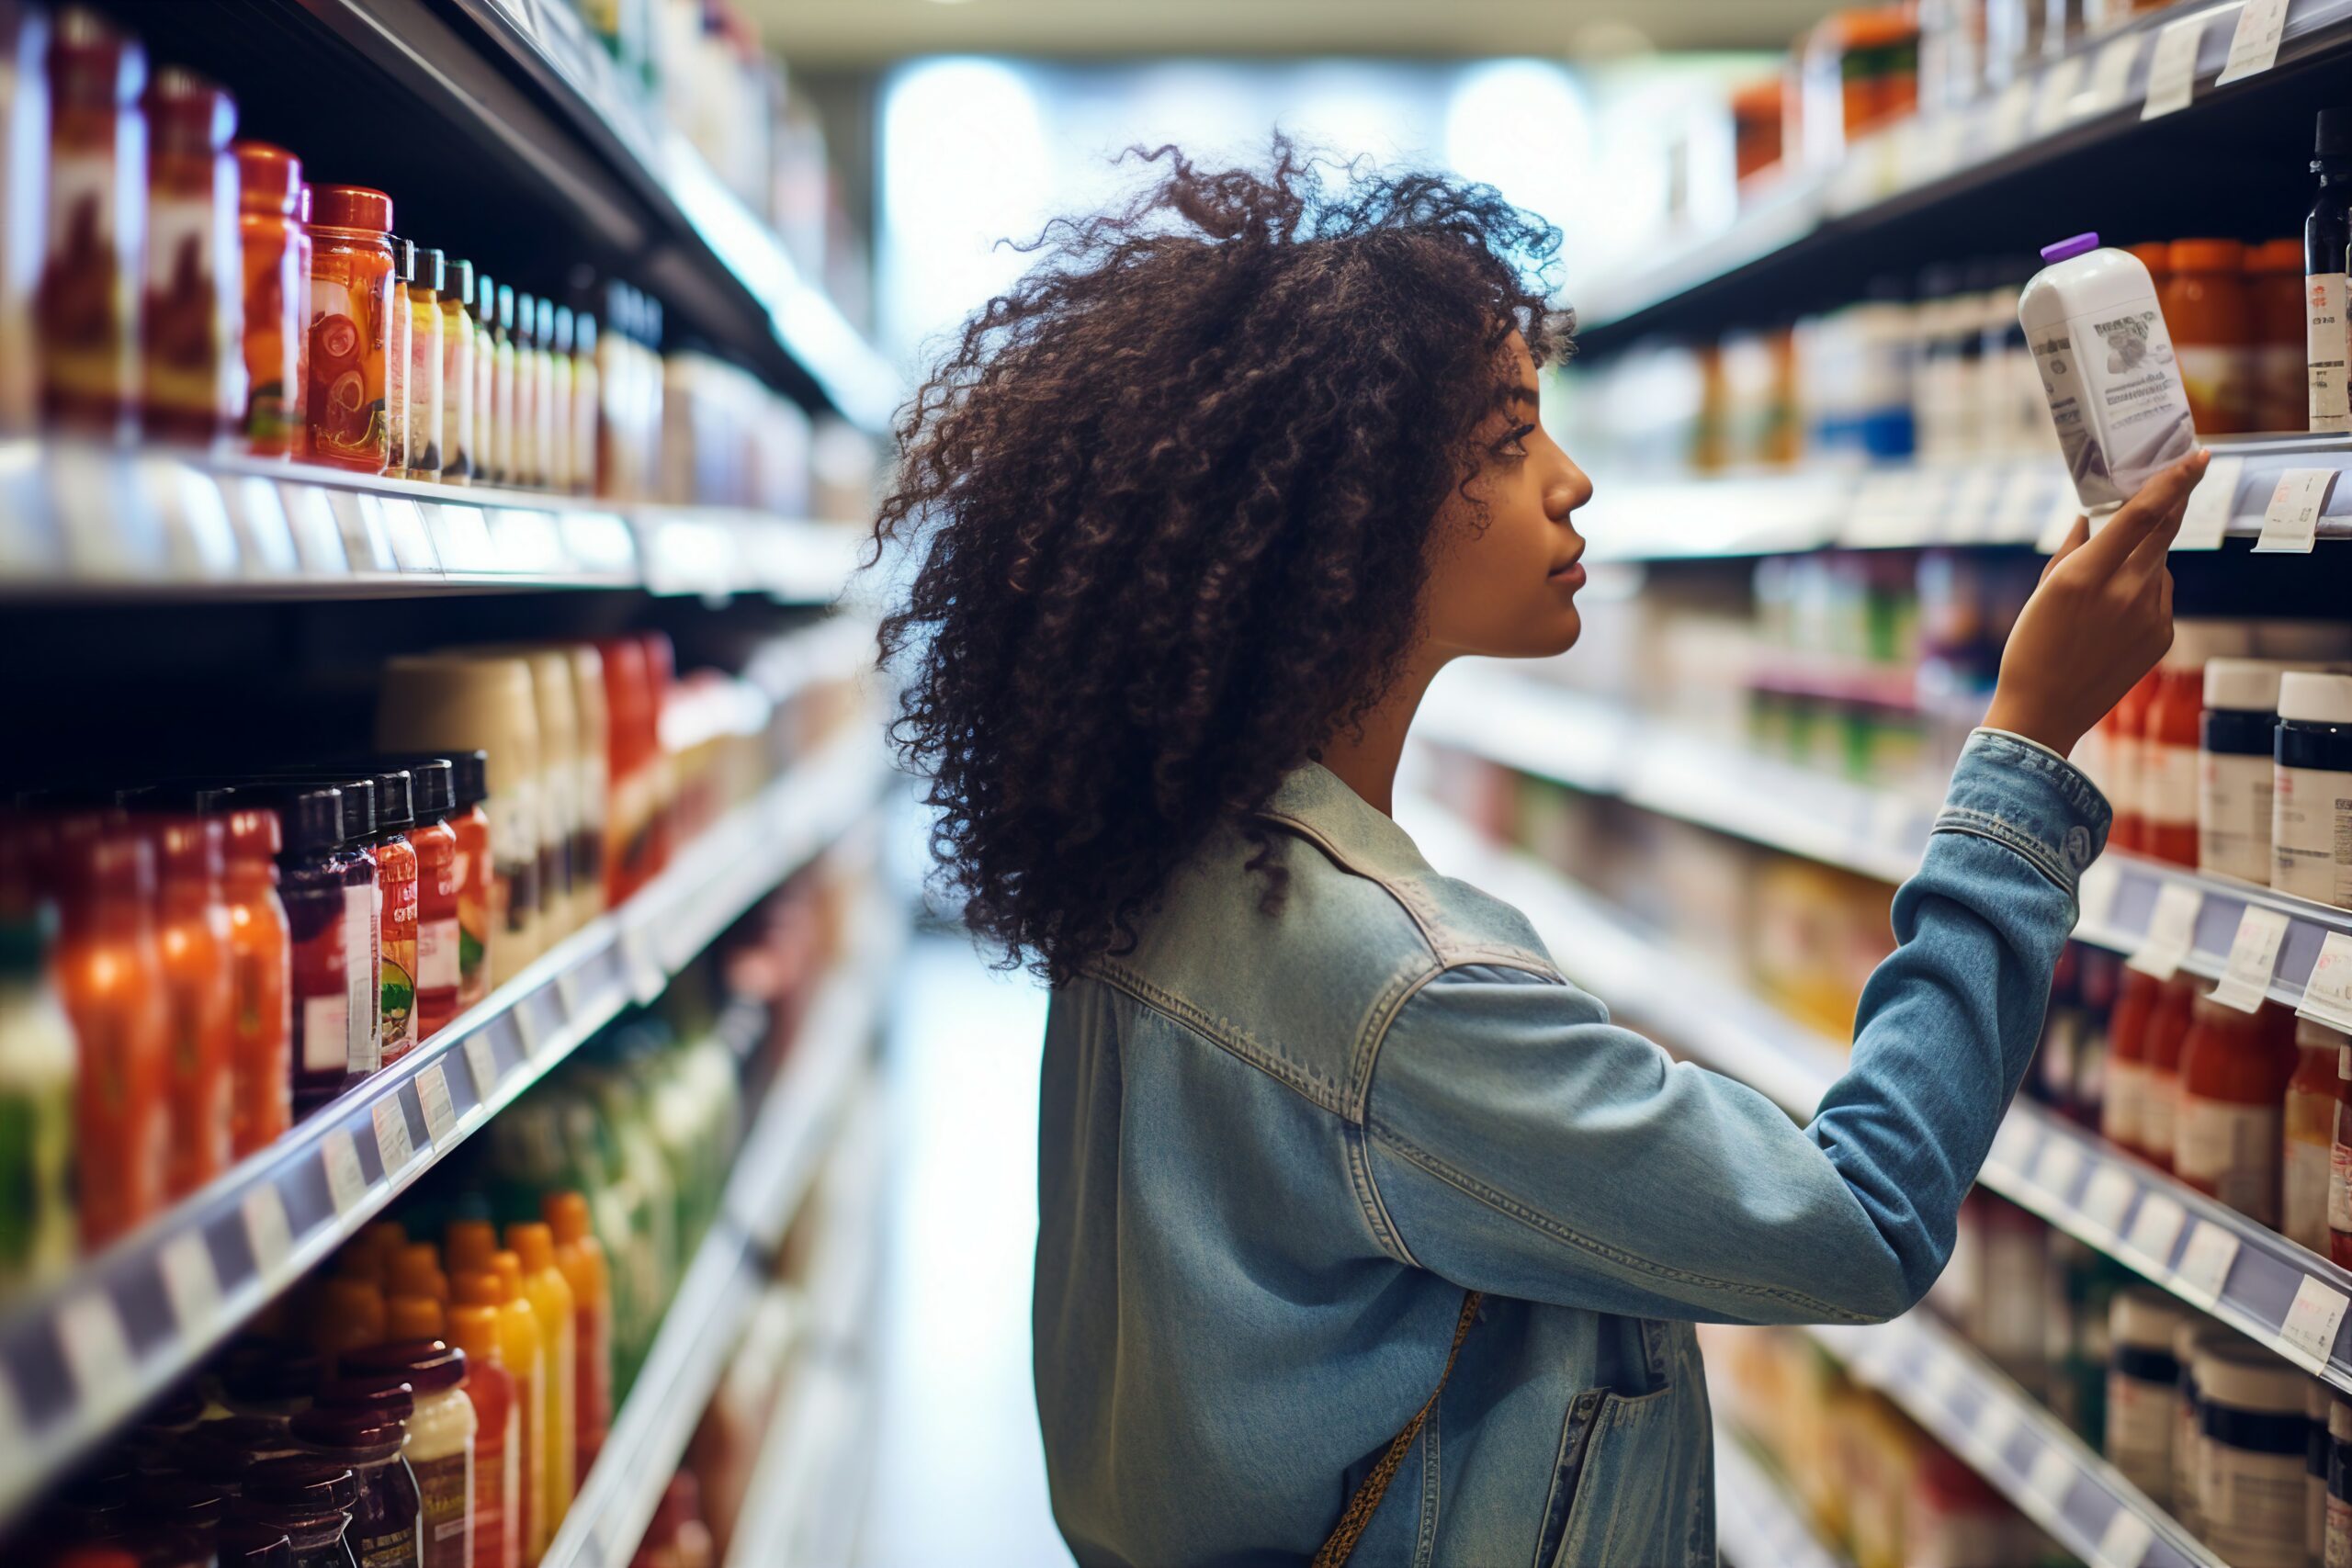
[1548, 458, 1593, 520]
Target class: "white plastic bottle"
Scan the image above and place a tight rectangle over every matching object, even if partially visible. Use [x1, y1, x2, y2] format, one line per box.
[2018, 232, 2198, 513]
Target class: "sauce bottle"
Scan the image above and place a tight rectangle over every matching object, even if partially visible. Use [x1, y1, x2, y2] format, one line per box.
[386, 238, 411, 478]
[57, 828, 167, 1245]
[304, 185, 395, 473]
[232, 141, 306, 457]
[569, 314, 597, 499]
[448, 1275, 519, 1568]
[2250, 239, 2308, 433]
[534, 297, 558, 492]
[2107, 669, 2162, 853]
[356, 766, 419, 1067]
[2177, 994, 2296, 1224]
[2333, 1034, 2352, 1269]
[2310, 107, 2351, 434]
[2103, 967, 2160, 1158]
[2165, 239, 2256, 435]
[542, 1191, 609, 1483]
[405, 246, 444, 482]
[232, 1457, 361, 1568]
[445, 750, 492, 1010]
[140, 66, 238, 446]
[524, 649, 581, 941]
[2143, 975, 2197, 1173]
[220, 801, 292, 1156]
[0, 4, 44, 436]
[492, 283, 516, 491]
[239, 784, 354, 1116]
[390, 1240, 449, 1309]
[149, 809, 233, 1197]
[2290, 1021, 2349, 1255]
[395, 758, 460, 1040]
[343, 1340, 475, 1568]
[2145, 622, 2255, 868]
[488, 1253, 548, 1563]
[0, 897, 75, 1291]
[440, 258, 473, 486]
[40, 6, 143, 435]
[596, 637, 653, 906]
[509, 1223, 576, 1528]
[254, 775, 382, 1085]
[512, 291, 539, 491]
[313, 1266, 386, 1370]
[289, 1404, 418, 1568]
[475, 272, 499, 487]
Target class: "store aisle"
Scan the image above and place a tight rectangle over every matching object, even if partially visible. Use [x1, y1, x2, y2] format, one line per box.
[853, 930, 1072, 1568]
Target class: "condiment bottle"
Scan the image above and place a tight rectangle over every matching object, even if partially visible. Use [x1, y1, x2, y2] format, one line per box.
[232, 1457, 361, 1568]
[2276, 671, 2352, 910]
[492, 283, 516, 491]
[405, 244, 445, 481]
[490, 1250, 549, 1561]
[596, 637, 653, 906]
[344, 1341, 474, 1568]
[0, 899, 75, 1291]
[394, 758, 460, 1040]
[304, 185, 396, 473]
[2143, 974, 2197, 1173]
[2108, 1286, 2182, 1505]
[2203, 658, 2297, 886]
[2165, 238, 2256, 435]
[390, 1241, 449, 1308]
[385, 236, 412, 477]
[232, 144, 305, 455]
[534, 297, 558, 492]
[39, 6, 143, 435]
[570, 314, 598, 499]
[290, 1404, 418, 1568]
[57, 829, 167, 1245]
[548, 305, 574, 494]
[542, 1191, 609, 1482]
[444, 750, 492, 1010]
[0, 5, 44, 434]
[239, 784, 356, 1115]
[475, 272, 499, 487]
[512, 290, 539, 491]
[448, 1276, 519, 1568]
[561, 649, 607, 922]
[2290, 1021, 2349, 1254]
[2196, 1338, 2311, 1566]
[356, 766, 419, 1066]
[221, 802, 292, 1156]
[2150, 622, 2256, 868]
[2104, 967, 2159, 1157]
[524, 650, 582, 940]
[140, 66, 238, 446]
[2249, 238, 2308, 433]
[2177, 992, 2295, 1224]
[386, 1292, 443, 1341]
[150, 809, 233, 1197]
[2019, 234, 2198, 513]
[440, 258, 473, 485]
[253, 775, 382, 1085]
[2107, 670, 2162, 853]
[2330, 1390, 2352, 1567]
[508, 1222, 576, 1528]
[2310, 107, 2350, 434]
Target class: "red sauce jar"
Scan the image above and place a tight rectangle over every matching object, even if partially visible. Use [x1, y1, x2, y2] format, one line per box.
[397, 759, 461, 1040]
[359, 768, 420, 1068]
[55, 827, 169, 1245]
[140, 66, 238, 445]
[2290, 1019, 2347, 1253]
[39, 6, 144, 434]
[232, 141, 308, 457]
[2104, 968, 2162, 1156]
[148, 810, 233, 1197]
[220, 801, 291, 1155]
[2143, 976, 2198, 1172]
[2177, 993, 2297, 1224]
[2108, 669, 2163, 854]
[303, 184, 394, 472]
[2330, 1031, 2352, 1269]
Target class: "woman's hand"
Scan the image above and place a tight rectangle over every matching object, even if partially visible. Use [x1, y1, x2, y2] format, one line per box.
[1981, 449, 2211, 759]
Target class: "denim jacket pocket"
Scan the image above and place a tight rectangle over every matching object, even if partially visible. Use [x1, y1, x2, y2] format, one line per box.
[1535, 1379, 1692, 1568]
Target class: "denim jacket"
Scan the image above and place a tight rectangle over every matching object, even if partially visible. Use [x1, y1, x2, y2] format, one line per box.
[1034, 727, 2109, 1567]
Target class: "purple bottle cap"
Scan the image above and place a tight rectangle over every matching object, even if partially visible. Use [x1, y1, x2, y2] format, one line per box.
[2040, 232, 2100, 264]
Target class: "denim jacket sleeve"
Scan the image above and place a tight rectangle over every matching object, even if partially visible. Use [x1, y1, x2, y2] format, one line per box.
[1363, 728, 2109, 1325]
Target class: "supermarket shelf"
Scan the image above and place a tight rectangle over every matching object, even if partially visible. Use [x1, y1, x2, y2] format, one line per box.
[1570, 435, 2352, 564]
[1713, 1431, 1853, 1568]
[543, 915, 900, 1568]
[0, 719, 898, 1530]
[1575, 0, 2352, 344]
[0, 439, 863, 603]
[2073, 851, 2352, 1015]
[1808, 1311, 2214, 1568]
[1400, 802, 2352, 1398]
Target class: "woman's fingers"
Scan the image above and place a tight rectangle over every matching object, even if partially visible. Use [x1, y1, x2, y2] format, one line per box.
[2081, 451, 2209, 576]
[2041, 514, 2089, 582]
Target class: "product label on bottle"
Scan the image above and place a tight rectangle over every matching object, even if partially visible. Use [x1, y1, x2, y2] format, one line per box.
[143, 187, 234, 423]
[442, 308, 472, 479]
[2275, 763, 2352, 908]
[490, 781, 541, 941]
[2146, 740, 2201, 827]
[2178, 1095, 2285, 1224]
[454, 840, 489, 1008]
[2144, 1071, 2178, 1161]
[418, 916, 461, 993]
[2312, 271, 2349, 432]
[2289, 1134, 2334, 1252]
[240, 225, 302, 454]
[2203, 750, 2277, 884]
[414, 1446, 471, 1568]
[2105, 1058, 2147, 1152]
[2208, 1445, 2311, 1568]
[356, 1517, 421, 1568]
[387, 295, 408, 471]
[343, 884, 380, 1075]
[381, 874, 418, 1066]
[2106, 1368, 2174, 1497]
[2030, 295, 2199, 512]
[40, 146, 134, 413]
[2329, 1491, 2352, 1568]
[2177, 1400, 2205, 1533]
[308, 251, 392, 468]
[409, 301, 442, 474]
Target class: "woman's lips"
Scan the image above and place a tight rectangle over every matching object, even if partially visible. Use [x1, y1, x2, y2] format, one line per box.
[1548, 560, 1586, 590]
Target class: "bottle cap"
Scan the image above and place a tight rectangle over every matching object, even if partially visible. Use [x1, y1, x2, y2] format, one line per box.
[341, 1338, 467, 1394]
[447, 1219, 498, 1274]
[315, 1373, 416, 1423]
[492, 1251, 526, 1302]
[2168, 237, 2245, 272]
[543, 1190, 592, 1242]
[360, 767, 413, 834]
[153, 813, 226, 885]
[239, 1456, 359, 1511]
[288, 1404, 404, 1461]
[394, 757, 455, 820]
[137, 1472, 227, 1528]
[2202, 656, 2295, 712]
[416, 246, 445, 294]
[233, 141, 301, 216]
[477, 272, 496, 323]
[507, 1221, 558, 1272]
[447, 256, 474, 306]
[387, 1240, 448, 1302]
[230, 784, 341, 858]
[537, 296, 555, 343]
[2247, 237, 2302, 273]
[498, 285, 514, 333]
[217, 1521, 296, 1566]
[219, 1343, 325, 1411]
[2280, 671, 2352, 725]
[2195, 1337, 2307, 1413]
[142, 64, 234, 153]
[554, 306, 574, 355]
[309, 184, 392, 234]
[383, 1293, 444, 1340]
[451, 1269, 503, 1309]
[2039, 232, 2098, 265]
[2317, 106, 2352, 160]
[575, 313, 596, 355]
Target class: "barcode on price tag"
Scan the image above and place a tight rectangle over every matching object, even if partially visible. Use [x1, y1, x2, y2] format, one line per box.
[2300, 933, 2352, 1033]
[2171, 453, 2243, 549]
[2124, 1192, 2187, 1268]
[2212, 905, 2292, 1011]
[2096, 1508, 2154, 1568]
[243, 1184, 292, 1272]
[2025, 1445, 2076, 1513]
[2278, 1276, 2350, 1373]
[2141, 16, 2207, 120]
[2217, 0, 2292, 84]
[2127, 883, 2204, 978]
[416, 1063, 458, 1143]
[371, 1097, 415, 1177]
[2176, 1220, 2242, 1309]
[2082, 1167, 2136, 1236]
[157, 1231, 221, 1338]
[58, 1291, 134, 1406]
[2252, 468, 2336, 553]
[2033, 1137, 2085, 1199]
[464, 1033, 500, 1101]
[322, 1128, 368, 1215]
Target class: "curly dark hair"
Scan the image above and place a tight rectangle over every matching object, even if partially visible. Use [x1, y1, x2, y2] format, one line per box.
[875, 141, 1567, 983]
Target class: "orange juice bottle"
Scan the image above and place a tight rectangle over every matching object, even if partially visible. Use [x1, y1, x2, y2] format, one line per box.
[544, 1191, 612, 1479]
[451, 1273, 522, 1568]
[492, 1250, 548, 1562]
[509, 1222, 577, 1521]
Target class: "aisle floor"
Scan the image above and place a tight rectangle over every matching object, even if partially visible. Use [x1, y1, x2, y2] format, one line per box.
[853, 930, 1073, 1568]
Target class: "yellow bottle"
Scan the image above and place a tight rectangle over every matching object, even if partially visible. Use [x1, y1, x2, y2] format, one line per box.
[544, 1190, 613, 1481]
[492, 1249, 550, 1563]
[509, 1222, 578, 1523]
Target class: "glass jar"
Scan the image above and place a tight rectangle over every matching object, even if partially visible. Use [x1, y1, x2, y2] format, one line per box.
[2177, 993, 2296, 1225]
[39, 6, 144, 435]
[233, 1456, 360, 1568]
[303, 184, 395, 473]
[2197, 1338, 2314, 1567]
[232, 141, 307, 457]
[2107, 1286, 2182, 1503]
[291, 1403, 419, 1568]
[2290, 1020, 2350, 1253]
[344, 1339, 475, 1568]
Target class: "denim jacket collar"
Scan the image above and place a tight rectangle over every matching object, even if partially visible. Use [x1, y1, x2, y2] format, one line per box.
[1256, 762, 1430, 886]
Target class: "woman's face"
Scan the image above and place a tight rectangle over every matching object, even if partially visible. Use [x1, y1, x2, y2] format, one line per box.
[1420, 332, 1593, 662]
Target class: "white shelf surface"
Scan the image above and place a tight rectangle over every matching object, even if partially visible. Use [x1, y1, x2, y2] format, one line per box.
[1401, 800, 2352, 1409]
[0, 439, 862, 602]
[541, 910, 902, 1568]
[1713, 1431, 1853, 1568]
[0, 719, 897, 1530]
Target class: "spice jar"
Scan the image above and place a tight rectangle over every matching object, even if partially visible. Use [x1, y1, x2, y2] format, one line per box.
[345, 1339, 475, 1568]
[2277, 671, 2352, 910]
[40, 6, 144, 434]
[2198, 1338, 2314, 1567]
[2107, 1286, 2183, 1503]
[304, 184, 395, 473]
[140, 66, 237, 445]
[233, 1456, 360, 1568]
[2165, 238, 2256, 434]
[2177, 992, 2296, 1224]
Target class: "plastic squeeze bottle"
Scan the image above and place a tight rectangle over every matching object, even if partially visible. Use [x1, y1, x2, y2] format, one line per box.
[543, 1191, 611, 1481]
[449, 1276, 521, 1568]
[57, 830, 168, 1246]
[491, 1250, 549, 1562]
[508, 1222, 577, 1524]
[2019, 232, 2198, 513]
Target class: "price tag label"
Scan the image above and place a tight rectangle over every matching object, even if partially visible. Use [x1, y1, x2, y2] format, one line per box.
[511, 999, 541, 1058]
[1972, 1396, 2021, 1463]
[2082, 33, 2143, 115]
[322, 1127, 368, 1215]
[2035, 487, 2085, 554]
[2031, 54, 2087, 133]
[2172, 453, 2243, 550]
[2279, 1275, 2351, 1372]
[2217, 0, 2292, 84]
[58, 1291, 134, 1406]
[464, 1033, 501, 1101]
[2253, 468, 2336, 553]
[157, 1231, 221, 1337]
[2299, 932, 2352, 1033]
[243, 1184, 293, 1273]
[416, 1063, 458, 1143]
[371, 1097, 414, 1177]
[2212, 905, 2292, 1011]
[1918, 1349, 1964, 1409]
[2025, 1444, 2076, 1514]
[2096, 1507, 2155, 1568]
[2123, 1191, 2187, 1268]
[2082, 1166, 2137, 1236]
[1989, 75, 2038, 148]
[2177, 1219, 2242, 1309]
[2141, 16, 2207, 119]
[2033, 1137, 2085, 1199]
[2127, 882, 2204, 979]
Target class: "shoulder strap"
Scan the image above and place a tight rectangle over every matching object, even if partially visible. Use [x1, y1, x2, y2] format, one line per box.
[1311, 1290, 1484, 1568]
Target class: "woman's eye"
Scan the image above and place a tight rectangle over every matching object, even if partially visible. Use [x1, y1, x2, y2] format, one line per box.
[1495, 423, 1536, 458]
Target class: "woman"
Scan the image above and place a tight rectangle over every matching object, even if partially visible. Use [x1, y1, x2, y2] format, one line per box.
[875, 147, 2202, 1566]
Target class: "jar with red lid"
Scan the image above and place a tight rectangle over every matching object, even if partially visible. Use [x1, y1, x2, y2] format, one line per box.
[2177, 992, 2298, 1224]
[2164, 238, 2256, 434]
[2145, 622, 2256, 868]
[39, 5, 144, 434]
[233, 141, 307, 457]
[303, 184, 394, 472]
[232, 1456, 360, 1568]
[140, 66, 238, 445]
[290, 1402, 419, 1568]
